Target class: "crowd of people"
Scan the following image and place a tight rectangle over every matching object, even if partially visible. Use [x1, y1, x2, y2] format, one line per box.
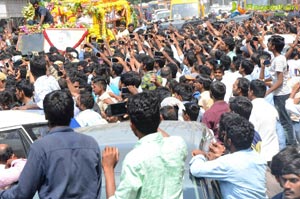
[0, 2, 300, 198]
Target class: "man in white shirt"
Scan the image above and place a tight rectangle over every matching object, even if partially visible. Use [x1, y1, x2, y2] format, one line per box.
[75, 91, 107, 127]
[248, 79, 279, 162]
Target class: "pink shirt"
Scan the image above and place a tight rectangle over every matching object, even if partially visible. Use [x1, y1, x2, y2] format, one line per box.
[0, 159, 26, 189]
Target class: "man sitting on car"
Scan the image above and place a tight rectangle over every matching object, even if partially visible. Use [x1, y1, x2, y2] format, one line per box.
[0, 144, 26, 190]
[0, 90, 102, 198]
[102, 91, 188, 199]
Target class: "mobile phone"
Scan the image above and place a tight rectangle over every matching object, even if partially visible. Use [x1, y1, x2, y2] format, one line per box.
[264, 60, 271, 65]
[121, 87, 129, 94]
[5, 62, 9, 68]
[121, 87, 130, 99]
[97, 39, 104, 43]
[144, 34, 148, 40]
[106, 102, 127, 117]
[154, 51, 163, 57]
[125, 57, 130, 63]
[119, 40, 125, 45]
[129, 34, 135, 39]
[111, 57, 118, 63]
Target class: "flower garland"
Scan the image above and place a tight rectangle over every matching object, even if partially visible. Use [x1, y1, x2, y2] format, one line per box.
[21, 0, 134, 41]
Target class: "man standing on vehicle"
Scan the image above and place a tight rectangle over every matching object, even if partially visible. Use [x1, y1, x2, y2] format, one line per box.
[30, 0, 54, 27]
[0, 90, 102, 198]
[102, 91, 188, 199]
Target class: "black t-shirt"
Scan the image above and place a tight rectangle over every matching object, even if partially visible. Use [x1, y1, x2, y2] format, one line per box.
[35, 6, 54, 24]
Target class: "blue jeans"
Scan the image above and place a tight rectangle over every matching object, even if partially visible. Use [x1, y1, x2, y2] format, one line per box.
[274, 94, 295, 145]
[276, 121, 286, 150]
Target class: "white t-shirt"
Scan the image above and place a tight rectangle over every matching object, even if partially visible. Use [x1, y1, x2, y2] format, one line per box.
[75, 109, 107, 127]
[269, 55, 290, 96]
[250, 98, 279, 162]
[34, 75, 61, 109]
[287, 59, 300, 77]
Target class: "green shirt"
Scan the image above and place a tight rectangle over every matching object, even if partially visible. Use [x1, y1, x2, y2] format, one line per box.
[110, 133, 187, 199]
[141, 71, 162, 91]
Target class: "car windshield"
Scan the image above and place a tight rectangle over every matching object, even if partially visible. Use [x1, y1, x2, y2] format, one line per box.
[171, 3, 198, 19]
[157, 12, 170, 19]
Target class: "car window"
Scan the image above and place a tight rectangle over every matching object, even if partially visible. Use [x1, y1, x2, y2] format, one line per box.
[23, 123, 49, 140]
[0, 127, 32, 158]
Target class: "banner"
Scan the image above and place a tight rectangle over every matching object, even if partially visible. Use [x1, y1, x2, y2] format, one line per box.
[17, 33, 44, 55]
[43, 28, 88, 53]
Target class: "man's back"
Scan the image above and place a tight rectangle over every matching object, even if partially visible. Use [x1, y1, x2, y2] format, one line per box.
[202, 101, 229, 134]
[113, 133, 187, 199]
[250, 98, 279, 162]
[0, 127, 102, 199]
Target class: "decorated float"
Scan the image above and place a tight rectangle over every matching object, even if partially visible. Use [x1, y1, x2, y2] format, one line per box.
[17, 0, 135, 54]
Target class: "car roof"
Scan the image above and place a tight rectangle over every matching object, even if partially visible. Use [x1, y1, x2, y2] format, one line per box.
[0, 110, 47, 128]
[77, 120, 212, 172]
[76, 120, 215, 198]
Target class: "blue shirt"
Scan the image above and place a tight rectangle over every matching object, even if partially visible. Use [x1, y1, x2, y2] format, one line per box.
[35, 6, 53, 24]
[0, 126, 102, 199]
[190, 148, 267, 199]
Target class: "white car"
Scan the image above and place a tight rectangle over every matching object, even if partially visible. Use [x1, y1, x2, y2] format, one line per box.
[152, 9, 170, 22]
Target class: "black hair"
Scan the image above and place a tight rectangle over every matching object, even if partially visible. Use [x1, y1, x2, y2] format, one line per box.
[43, 90, 74, 127]
[0, 90, 16, 110]
[92, 76, 108, 91]
[219, 112, 254, 150]
[271, 146, 300, 177]
[250, 79, 266, 98]
[174, 83, 194, 101]
[210, 81, 226, 100]
[224, 37, 235, 51]
[184, 102, 200, 121]
[160, 105, 178, 120]
[166, 63, 177, 78]
[119, 21, 126, 27]
[268, 35, 285, 53]
[120, 71, 141, 88]
[240, 59, 254, 75]
[220, 54, 231, 71]
[154, 87, 171, 104]
[16, 79, 34, 98]
[196, 74, 212, 90]
[142, 56, 155, 71]
[79, 90, 94, 109]
[281, 158, 300, 176]
[198, 65, 212, 76]
[30, 0, 39, 5]
[127, 92, 161, 135]
[0, 145, 13, 164]
[185, 52, 196, 67]
[30, 55, 47, 78]
[236, 77, 250, 97]
[229, 96, 252, 120]
[112, 63, 123, 76]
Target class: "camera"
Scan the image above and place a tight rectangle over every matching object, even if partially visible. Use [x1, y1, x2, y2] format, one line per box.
[121, 87, 130, 99]
[263, 60, 271, 65]
[106, 102, 127, 117]
[111, 57, 119, 63]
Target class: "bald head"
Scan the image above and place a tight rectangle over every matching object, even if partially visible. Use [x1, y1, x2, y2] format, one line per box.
[0, 144, 13, 164]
